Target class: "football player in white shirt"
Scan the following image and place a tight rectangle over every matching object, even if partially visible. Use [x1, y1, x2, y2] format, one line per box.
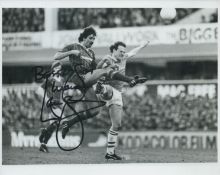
[97, 41, 149, 160]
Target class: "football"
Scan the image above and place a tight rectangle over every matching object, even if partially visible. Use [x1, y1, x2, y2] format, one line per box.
[160, 8, 177, 20]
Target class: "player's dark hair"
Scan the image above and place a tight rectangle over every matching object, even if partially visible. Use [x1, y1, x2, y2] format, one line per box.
[78, 26, 97, 42]
[109, 41, 126, 53]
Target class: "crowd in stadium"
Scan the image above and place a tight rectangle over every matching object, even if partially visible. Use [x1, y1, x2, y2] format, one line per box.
[121, 92, 217, 131]
[2, 88, 217, 132]
[2, 8, 44, 33]
[3, 8, 218, 33]
[57, 8, 199, 30]
[2, 89, 43, 131]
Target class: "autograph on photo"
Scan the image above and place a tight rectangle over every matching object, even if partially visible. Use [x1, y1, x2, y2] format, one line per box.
[34, 65, 106, 151]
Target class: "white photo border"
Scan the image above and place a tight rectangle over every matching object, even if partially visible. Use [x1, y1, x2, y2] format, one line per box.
[0, 1, 219, 175]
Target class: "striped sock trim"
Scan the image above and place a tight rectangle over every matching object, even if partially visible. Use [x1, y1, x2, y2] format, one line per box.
[107, 130, 118, 155]
[109, 130, 118, 136]
[107, 145, 115, 148]
[109, 132, 118, 136]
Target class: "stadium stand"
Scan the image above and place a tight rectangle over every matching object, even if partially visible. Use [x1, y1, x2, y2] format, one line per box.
[122, 92, 217, 131]
[2, 8, 44, 33]
[3, 8, 218, 33]
[2, 89, 43, 131]
[2, 88, 217, 131]
[2, 8, 209, 33]
[58, 8, 200, 29]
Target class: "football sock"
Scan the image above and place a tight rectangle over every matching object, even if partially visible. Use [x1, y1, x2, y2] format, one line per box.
[43, 122, 57, 144]
[107, 129, 118, 155]
[111, 72, 133, 83]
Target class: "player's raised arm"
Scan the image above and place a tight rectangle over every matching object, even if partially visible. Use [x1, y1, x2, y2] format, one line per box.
[125, 41, 150, 59]
[54, 50, 81, 60]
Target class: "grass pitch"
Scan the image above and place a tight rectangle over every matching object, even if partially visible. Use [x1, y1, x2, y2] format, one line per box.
[2, 146, 217, 165]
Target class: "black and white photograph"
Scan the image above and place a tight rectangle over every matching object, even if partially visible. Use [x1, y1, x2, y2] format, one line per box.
[0, 1, 219, 174]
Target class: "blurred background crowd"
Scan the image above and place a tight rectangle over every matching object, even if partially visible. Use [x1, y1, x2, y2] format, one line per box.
[57, 8, 198, 29]
[2, 88, 217, 132]
[2, 8, 218, 33]
[3, 8, 45, 33]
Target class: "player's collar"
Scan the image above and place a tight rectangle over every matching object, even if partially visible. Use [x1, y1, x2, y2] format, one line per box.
[79, 43, 88, 50]
[79, 42, 93, 52]
[111, 55, 121, 63]
[78, 42, 93, 57]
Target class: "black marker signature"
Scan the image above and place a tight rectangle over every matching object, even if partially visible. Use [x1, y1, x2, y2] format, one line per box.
[34, 65, 106, 151]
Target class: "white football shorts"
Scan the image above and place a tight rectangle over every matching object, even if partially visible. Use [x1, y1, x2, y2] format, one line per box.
[105, 87, 123, 107]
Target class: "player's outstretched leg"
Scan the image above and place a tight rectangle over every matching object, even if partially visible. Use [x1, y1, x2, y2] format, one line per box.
[84, 68, 144, 89]
[109, 71, 148, 87]
[62, 87, 100, 139]
[62, 110, 98, 139]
